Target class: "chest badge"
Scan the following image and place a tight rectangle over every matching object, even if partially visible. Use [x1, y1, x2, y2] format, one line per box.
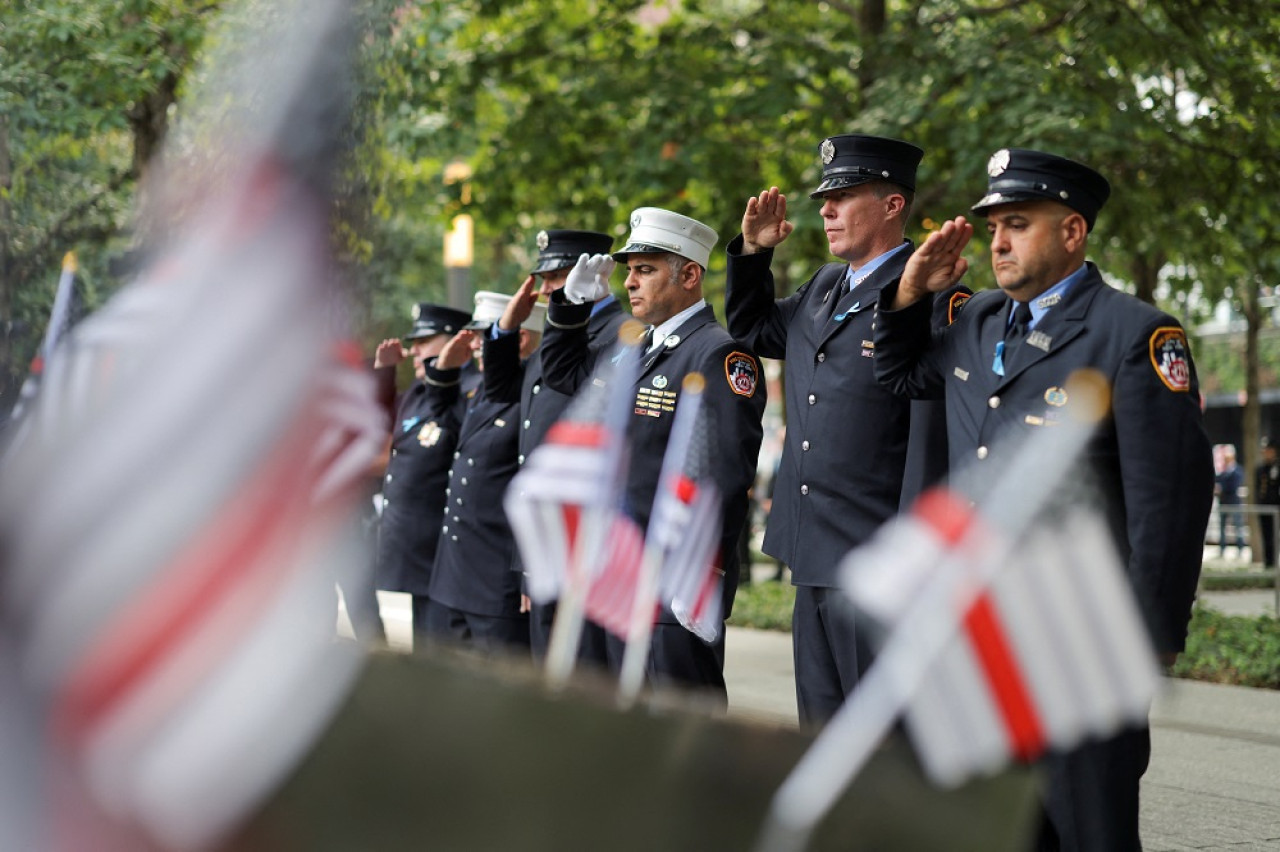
[652, 375, 669, 389]
[1044, 387, 1068, 407]
[418, 420, 442, 447]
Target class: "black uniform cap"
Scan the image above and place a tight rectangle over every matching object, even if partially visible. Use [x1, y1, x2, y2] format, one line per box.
[809, 134, 924, 199]
[971, 148, 1112, 231]
[530, 229, 614, 275]
[404, 303, 472, 341]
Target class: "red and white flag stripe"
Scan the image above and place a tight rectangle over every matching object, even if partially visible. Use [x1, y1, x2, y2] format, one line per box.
[844, 491, 1159, 787]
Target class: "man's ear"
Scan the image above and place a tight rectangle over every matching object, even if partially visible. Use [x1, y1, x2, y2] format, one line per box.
[679, 260, 703, 292]
[884, 192, 906, 218]
[1062, 212, 1089, 253]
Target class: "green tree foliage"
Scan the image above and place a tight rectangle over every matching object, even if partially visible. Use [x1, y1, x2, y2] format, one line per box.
[0, 0, 218, 407]
[5, 0, 1277, 400]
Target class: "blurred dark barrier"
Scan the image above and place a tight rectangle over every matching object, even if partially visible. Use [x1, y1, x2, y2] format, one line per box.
[228, 649, 1038, 851]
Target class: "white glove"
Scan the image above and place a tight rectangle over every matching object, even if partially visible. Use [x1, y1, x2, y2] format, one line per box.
[563, 253, 615, 304]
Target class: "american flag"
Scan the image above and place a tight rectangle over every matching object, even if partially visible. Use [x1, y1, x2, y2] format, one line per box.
[581, 514, 647, 639]
[650, 374, 723, 642]
[0, 1, 375, 849]
[505, 337, 638, 605]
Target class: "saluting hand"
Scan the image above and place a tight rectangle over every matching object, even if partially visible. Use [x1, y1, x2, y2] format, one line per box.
[563, 253, 614, 304]
[895, 216, 973, 308]
[500, 275, 539, 331]
[741, 187, 795, 254]
[436, 329, 475, 370]
[373, 338, 407, 369]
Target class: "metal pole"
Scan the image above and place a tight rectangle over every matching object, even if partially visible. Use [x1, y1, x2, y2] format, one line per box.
[446, 265, 471, 312]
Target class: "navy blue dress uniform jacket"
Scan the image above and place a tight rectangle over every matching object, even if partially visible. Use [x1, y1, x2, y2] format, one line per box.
[724, 236, 964, 588]
[541, 298, 766, 624]
[423, 360, 525, 619]
[874, 262, 1213, 655]
[375, 365, 478, 595]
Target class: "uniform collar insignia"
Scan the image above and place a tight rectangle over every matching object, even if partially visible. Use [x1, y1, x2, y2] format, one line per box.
[1027, 330, 1052, 352]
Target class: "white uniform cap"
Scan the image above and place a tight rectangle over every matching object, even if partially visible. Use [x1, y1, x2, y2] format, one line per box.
[466, 290, 546, 334]
[522, 301, 547, 333]
[466, 291, 512, 330]
[612, 207, 718, 269]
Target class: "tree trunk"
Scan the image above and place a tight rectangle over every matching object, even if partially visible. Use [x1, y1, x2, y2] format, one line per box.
[128, 70, 180, 185]
[1129, 249, 1164, 306]
[856, 0, 886, 91]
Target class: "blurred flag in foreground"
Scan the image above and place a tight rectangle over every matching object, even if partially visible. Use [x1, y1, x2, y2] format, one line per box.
[615, 373, 722, 703]
[651, 375, 723, 643]
[844, 489, 1159, 787]
[505, 330, 640, 682]
[0, 1, 376, 849]
[505, 334, 638, 603]
[753, 371, 1153, 852]
[580, 514, 647, 639]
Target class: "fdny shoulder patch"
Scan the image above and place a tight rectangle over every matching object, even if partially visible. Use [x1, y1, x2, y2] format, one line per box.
[947, 292, 971, 325]
[1149, 327, 1192, 392]
[724, 351, 759, 398]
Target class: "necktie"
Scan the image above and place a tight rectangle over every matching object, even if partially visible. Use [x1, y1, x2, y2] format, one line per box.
[824, 276, 850, 323]
[993, 301, 1033, 376]
[641, 325, 656, 352]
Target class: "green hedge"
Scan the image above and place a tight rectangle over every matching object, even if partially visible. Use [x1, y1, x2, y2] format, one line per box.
[730, 584, 1280, 690]
[728, 579, 796, 632]
[1171, 606, 1280, 689]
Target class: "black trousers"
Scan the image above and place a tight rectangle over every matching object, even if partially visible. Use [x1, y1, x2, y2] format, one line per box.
[1036, 725, 1150, 852]
[792, 585, 876, 726]
[1260, 513, 1278, 567]
[528, 602, 612, 672]
[602, 621, 728, 707]
[422, 599, 530, 656]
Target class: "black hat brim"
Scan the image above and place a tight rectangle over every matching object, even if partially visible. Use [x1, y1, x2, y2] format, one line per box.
[809, 174, 879, 200]
[970, 188, 1099, 230]
[530, 253, 578, 275]
[970, 189, 1052, 216]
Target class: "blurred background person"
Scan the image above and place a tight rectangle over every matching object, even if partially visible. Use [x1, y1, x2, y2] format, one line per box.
[373, 302, 475, 648]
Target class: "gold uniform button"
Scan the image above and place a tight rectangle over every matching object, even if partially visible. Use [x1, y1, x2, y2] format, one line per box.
[976, 446, 989, 460]
[988, 396, 1001, 409]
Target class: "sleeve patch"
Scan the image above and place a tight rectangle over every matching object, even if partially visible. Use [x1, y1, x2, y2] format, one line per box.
[724, 351, 759, 397]
[1149, 327, 1192, 392]
[947, 292, 971, 325]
